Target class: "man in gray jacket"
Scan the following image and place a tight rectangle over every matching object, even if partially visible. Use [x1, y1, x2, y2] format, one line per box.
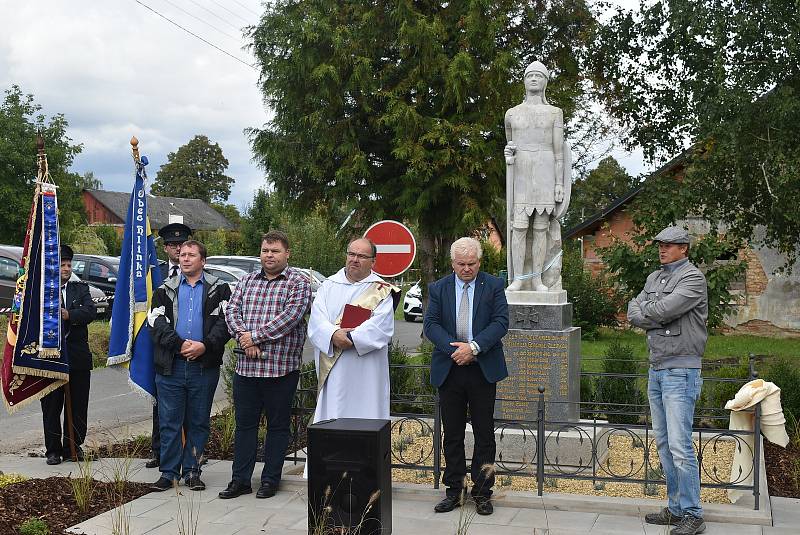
[627, 226, 708, 535]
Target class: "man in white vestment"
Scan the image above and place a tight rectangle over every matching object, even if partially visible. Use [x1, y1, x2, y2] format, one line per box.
[308, 238, 397, 424]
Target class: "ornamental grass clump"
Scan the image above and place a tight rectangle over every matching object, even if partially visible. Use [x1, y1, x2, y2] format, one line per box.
[68, 454, 96, 513]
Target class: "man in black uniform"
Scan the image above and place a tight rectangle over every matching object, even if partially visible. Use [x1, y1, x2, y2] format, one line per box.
[40, 244, 97, 465]
[147, 222, 193, 469]
[158, 222, 192, 280]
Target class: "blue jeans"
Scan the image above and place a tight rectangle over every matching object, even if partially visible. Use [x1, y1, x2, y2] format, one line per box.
[648, 367, 703, 519]
[231, 371, 299, 487]
[155, 359, 220, 482]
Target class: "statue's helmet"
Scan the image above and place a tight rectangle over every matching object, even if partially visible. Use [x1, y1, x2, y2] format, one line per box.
[524, 61, 550, 79]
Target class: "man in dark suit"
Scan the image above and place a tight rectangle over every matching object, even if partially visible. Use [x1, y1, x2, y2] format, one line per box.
[147, 221, 193, 469]
[424, 237, 509, 516]
[158, 222, 192, 281]
[40, 244, 97, 465]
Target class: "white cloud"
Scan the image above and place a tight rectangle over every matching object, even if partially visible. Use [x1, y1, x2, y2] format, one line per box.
[0, 0, 267, 209]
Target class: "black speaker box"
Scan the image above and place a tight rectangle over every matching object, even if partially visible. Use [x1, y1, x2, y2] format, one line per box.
[307, 418, 392, 534]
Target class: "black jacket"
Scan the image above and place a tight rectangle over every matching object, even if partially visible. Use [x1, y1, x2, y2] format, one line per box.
[148, 272, 232, 375]
[62, 280, 97, 371]
[159, 261, 180, 281]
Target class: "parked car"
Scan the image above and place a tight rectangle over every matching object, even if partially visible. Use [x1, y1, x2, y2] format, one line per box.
[205, 255, 261, 273]
[0, 245, 108, 318]
[0, 245, 23, 311]
[403, 281, 422, 322]
[203, 264, 248, 293]
[205, 256, 327, 298]
[71, 254, 120, 308]
[296, 268, 326, 299]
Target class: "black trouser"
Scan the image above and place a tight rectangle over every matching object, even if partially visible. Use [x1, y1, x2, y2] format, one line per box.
[231, 371, 299, 487]
[40, 370, 91, 457]
[438, 364, 497, 498]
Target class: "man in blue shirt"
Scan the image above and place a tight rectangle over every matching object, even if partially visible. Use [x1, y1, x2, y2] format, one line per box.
[147, 240, 232, 491]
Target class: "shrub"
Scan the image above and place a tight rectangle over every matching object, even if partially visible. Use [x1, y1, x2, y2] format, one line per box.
[65, 225, 108, 255]
[93, 225, 122, 256]
[764, 357, 800, 424]
[390, 342, 435, 415]
[579, 374, 596, 420]
[221, 343, 237, 405]
[561, 246, 621, 339]
[595, 341, 645, 424]
[696, 358, 750, 428]
[19, 517, 49, 535]
[478, 240, 505, 278]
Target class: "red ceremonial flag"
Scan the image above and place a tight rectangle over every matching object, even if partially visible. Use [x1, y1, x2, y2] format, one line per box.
[1, 136, 66, 413]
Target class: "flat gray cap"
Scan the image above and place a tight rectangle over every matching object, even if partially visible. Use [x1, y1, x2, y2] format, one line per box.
[653, 226, 690, 244]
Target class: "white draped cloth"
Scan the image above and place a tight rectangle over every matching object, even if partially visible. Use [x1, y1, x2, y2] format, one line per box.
[725, 379, 789, 503]
[308, 268, 395, 424]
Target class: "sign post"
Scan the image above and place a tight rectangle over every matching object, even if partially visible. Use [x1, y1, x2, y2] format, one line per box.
[364, 220, 416, 277]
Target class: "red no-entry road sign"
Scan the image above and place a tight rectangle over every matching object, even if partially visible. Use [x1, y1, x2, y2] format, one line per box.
[364, 220, 416, 277]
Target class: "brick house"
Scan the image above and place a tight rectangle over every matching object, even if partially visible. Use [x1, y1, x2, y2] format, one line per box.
[82, 189, 234, 234]
[565, 155, 800, 336]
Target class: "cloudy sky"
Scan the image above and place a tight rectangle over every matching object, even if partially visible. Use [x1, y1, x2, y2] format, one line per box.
[1, 0, 645, 212]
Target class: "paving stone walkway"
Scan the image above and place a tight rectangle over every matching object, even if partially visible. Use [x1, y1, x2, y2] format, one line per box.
[1, 455, 797, 534]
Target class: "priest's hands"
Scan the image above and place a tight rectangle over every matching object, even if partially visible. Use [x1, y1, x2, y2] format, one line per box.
[332, 328, 354, 349]
[450, 342, 475, 366]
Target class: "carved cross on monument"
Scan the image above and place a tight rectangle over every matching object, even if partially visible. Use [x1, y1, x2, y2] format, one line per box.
[515, 307, 540, 329]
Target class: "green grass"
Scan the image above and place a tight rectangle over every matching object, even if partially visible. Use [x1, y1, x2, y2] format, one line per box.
[581, 327, 800, 367]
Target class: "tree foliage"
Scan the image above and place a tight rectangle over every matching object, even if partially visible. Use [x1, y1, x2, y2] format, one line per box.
[152, 135, 234, 203]
[0, 86, 86, 245]
[247, 0, 596, 284]
[210, 202, 241, 227]
[238, 188, 346, 275]
[592, 0, 800, 267]
[564, 156, 639, 230]
[596, 172, 747, 329]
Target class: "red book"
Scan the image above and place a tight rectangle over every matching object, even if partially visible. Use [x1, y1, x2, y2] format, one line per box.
[340, 304, 372, 328]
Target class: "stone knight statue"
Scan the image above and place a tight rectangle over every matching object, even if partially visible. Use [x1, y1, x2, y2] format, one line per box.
[504, 60, 572, 293]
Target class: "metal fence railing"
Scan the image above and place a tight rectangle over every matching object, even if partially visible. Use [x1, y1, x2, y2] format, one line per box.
[287, 355, 763, 510]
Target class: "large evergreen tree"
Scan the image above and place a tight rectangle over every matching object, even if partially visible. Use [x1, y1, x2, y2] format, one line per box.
[0, 85, 86, 245]
[247, 0, 596, 283]
[592, 0, 800, 266]
[152, 135, 234, 203]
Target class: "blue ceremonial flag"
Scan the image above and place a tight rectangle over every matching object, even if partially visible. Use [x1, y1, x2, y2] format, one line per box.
[107, 138, 163, 402]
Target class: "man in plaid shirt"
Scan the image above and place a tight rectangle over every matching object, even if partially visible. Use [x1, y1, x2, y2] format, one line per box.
[219, 230, 311, 500]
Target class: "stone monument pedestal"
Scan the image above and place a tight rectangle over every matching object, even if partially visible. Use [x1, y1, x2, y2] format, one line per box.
[494, 300, 581, 424]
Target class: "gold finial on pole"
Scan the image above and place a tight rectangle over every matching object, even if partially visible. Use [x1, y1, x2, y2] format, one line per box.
[131, 136, 140, 163]
[36, 130, 53, 185]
